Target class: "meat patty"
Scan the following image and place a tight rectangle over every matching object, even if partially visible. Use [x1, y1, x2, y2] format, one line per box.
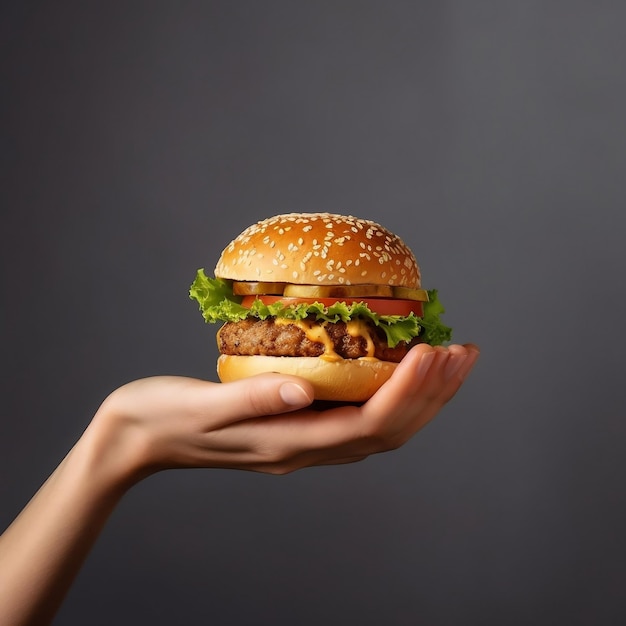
[217, 318, 420, 362]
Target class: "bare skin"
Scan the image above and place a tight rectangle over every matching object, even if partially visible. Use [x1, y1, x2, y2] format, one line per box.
[0, 343, 479, 626]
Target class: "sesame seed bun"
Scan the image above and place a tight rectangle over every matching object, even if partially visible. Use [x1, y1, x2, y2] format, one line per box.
[211, 212, 425, 402]
[214, 212, 421, 288]
[217, 354, 398, 402]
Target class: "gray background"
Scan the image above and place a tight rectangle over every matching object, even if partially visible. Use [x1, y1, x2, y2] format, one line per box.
[2, 2, 625, 625]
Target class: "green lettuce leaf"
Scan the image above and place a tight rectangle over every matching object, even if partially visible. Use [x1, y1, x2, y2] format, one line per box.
[188, 271, 248, 323]
[188, 269, 452, 347]
[420, 289, 453, 346]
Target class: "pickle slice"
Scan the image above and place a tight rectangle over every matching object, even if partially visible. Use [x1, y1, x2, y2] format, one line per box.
[283, 284, 394, 299]
[232, 281, 287, 295]
[392, 286, 429, 301]
[234, 281, 429, 301]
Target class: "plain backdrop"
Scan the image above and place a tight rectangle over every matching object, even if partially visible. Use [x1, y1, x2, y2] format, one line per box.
[2, 2, 625, 625]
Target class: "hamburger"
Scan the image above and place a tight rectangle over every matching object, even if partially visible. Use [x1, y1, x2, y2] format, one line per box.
[189, 212, 451, 402]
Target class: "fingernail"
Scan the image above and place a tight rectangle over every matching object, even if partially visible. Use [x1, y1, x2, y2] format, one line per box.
[417, 351, 436, 380]
[279, 382, 312, 407]
[457, 349, 480, 381]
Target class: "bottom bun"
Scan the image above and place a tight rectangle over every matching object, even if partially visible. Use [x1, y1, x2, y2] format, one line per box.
[217, 355, 398, 402]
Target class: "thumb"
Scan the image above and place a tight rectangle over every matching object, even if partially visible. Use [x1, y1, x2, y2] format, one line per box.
[208, 374, 315, 423]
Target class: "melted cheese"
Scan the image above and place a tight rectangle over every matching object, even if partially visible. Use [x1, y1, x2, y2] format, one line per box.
[346, 319, 375, 358]
[274, 318, 341, 361]
[275, 317, 376, 361]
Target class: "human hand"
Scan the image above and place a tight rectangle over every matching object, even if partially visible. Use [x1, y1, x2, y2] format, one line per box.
[0, 343, 478, 625]
[89, 343, 479, 484]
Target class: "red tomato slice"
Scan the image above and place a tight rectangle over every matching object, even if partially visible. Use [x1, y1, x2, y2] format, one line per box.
[240, 295, 424, 318]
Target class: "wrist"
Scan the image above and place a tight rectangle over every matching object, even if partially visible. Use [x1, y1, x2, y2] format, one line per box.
[81, 395, 157, 495]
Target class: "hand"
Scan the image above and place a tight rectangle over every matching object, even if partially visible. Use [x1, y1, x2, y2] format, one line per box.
[90, 343, 480, 483]
[0, 343, 478, 625]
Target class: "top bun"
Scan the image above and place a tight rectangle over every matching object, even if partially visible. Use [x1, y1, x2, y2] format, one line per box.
[214, 213, 421, 288]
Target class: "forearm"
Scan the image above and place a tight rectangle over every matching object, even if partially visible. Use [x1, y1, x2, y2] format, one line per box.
[0, 414, 138, 626]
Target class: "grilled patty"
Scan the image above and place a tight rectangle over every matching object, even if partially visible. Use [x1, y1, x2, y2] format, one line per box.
[217, 318, 420, 362]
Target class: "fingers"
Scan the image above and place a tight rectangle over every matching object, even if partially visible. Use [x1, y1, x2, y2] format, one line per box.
[439, 343, 480, 403]
[198, 373, 315, 427]
[369, 343, 479, 411]
[359, 343, 480, 446]
[361, 343, 439, 420]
